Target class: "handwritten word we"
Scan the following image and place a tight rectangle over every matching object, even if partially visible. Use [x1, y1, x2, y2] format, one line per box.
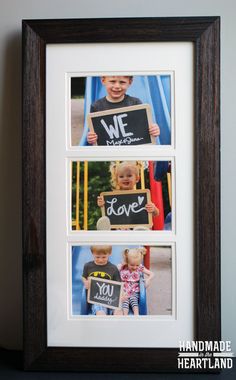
[100, 113, 133, 139]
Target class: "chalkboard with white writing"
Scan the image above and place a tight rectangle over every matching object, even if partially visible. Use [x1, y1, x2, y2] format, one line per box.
[87, 277, 123, 310]
[101, 189, 153, 228]
[87, 104, 155, 146]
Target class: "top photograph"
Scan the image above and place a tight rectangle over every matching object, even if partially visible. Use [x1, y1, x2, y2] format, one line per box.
[71, 75, 172, 147]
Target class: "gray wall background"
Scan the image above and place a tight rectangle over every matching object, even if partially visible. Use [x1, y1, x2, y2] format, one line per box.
[0, 0, 235, 351]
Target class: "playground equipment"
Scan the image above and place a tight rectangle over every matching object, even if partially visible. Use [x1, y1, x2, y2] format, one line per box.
[153, 160, 172, 230]
[80, 75, 171, 146]
[80, 278, 147, 315]
[71, 75, 172, 315]
[72, 160, 171, 233]
[73, 75, 172, 230]
[71, 159, 171, 315]
[72, 245, 147, 315]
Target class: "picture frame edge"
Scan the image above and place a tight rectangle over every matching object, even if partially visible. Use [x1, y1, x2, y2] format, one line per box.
[22, 16, 221, 372]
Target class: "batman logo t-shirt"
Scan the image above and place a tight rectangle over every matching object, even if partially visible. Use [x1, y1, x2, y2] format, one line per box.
[82, 261, 121, 282]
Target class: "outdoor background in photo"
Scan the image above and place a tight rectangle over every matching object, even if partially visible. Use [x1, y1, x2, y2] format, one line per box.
[72, 245, 172, 316]
[71, 75, 171, 146]
[71, 160, 172, 231]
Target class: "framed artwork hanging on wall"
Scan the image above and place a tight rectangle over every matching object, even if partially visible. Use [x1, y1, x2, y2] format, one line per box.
[22, 17, 220, 373]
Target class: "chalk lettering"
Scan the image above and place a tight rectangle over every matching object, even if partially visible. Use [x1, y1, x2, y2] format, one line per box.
[100, 118, 119, 139]
[100, 114, 133, 139]
[96, 282, 114, 297]
[88, 277, 122, 309]
[106, 136, 144, 145]
[106, 197, 146, 217]
[117, 114, 133, 137]
[94, 294, 118, 305]
[138, 196, 144, 205]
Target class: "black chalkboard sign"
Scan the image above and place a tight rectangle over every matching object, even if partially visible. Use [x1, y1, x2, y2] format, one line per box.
[87, 277, 123, 310]
[101, 189, 153, 228]
[87, 104, 155, 146]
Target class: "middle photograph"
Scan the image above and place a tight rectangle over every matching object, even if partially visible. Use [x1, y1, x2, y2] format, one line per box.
[71, 160, 172, 231]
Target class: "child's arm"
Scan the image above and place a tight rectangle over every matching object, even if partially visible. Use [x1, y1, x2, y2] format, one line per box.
[97, 195, 105, 207]
[143, 267, 154, 288]
[149, 123, 160, 137]
[82, 263, 90, 289]
[145, 202, 160, 216]
[117, 265, 128, 302]
[87, 131, 98, 145]
[82, 276, 90, 289]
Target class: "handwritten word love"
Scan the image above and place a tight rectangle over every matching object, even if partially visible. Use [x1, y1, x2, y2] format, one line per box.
[106, 196, 145, 217]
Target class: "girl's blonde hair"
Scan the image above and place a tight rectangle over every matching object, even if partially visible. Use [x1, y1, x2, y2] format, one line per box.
[110, 161, 142, 189]
[123, 247, 147, 265]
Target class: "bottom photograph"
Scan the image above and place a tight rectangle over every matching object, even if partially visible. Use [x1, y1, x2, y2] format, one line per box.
[71, 244, 173, 316]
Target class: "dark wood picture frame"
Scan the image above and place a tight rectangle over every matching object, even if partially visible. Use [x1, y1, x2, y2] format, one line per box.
[22, 17, 220, 372]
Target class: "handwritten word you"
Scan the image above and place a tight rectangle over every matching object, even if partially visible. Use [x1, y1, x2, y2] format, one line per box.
[94, 282, 116, 305]
[106, 196, 145, 217]
[96, 282, 114, 297]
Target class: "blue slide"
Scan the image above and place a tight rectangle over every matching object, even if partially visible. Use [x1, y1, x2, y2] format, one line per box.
[79, 75, 171, 146]
[72, 245, 147, 315]
[78, 75, 172, 229]
[72, 75, 172, 311]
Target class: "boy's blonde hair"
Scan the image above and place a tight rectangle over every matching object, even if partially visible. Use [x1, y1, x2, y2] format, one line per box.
[123, 247, 147, 265]
[110, 161, 142, 189]
[101, 75, 133, 80]
[90, 245, 112, 255]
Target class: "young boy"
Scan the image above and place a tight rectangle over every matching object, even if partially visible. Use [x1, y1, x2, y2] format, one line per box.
[87, 76, 160, 145]
[82, 245, 123, 315]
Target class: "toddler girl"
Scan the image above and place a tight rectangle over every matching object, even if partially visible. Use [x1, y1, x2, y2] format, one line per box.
[118, 247, 154, 315]
[96, 161, 159, 230]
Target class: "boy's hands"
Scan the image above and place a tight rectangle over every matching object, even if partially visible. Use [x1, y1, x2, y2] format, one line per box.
[149, 123, 160, 137]
[87, 131, 98, 145]
[88, 124, 159, 143]
[97, 195, 105, 207]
